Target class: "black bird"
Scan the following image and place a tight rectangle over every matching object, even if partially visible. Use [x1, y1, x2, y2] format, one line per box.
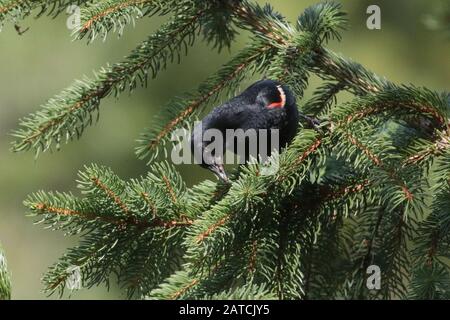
[191, 79, 300, 181]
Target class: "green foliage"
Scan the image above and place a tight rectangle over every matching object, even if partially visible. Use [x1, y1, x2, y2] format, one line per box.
[25, 162, 193, 297]
[0, 0, 89, 27]
[7, 0, 450, 299]
[297, 1, 346, 42]
[0, 244, 11, 300]
[202, 284, 277, 300]
[10, 0, 238, 155]
[74, 0, 174, 42]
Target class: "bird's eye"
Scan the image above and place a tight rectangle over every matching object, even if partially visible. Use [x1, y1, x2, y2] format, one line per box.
[266, 85, 286, 109]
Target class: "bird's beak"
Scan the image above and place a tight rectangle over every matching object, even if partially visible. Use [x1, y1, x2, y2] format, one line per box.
[211, 164, 229, 182]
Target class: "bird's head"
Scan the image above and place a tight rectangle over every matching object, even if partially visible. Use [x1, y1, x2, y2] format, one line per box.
[248, 79, 295, 111]
[250, 79, 317, 128]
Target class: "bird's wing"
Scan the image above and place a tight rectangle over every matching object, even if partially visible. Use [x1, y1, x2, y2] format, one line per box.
[207, 102, 253, 129]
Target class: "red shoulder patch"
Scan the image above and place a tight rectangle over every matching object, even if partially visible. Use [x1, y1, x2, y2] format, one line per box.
[267, 85, 286, 109]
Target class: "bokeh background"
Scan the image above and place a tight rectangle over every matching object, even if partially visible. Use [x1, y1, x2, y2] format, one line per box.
[0, 0, 448, 299]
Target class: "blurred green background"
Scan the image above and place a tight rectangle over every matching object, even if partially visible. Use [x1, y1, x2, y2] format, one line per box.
[0, 0, 448, 299]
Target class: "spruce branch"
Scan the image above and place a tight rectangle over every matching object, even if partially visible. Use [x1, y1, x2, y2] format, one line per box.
[403, 130, 450, 168]
[0, 0, 89, 26]
[232, 0, 347, 48]
[11, 7, 206, 155]
[311, 48, 393, 95]
[200, 283, 276, 300]
[410, 180, 450, 299]
[25, 162, 194, 296]
[147, 269, 198, 299]
[301, 81, 346, 116]
[75, 0, 176, 42]
[410, 179, 450, 298]
[340, 207, 383, 298]
[328, 86, 449, 128]
[296, 1, 347, 42]
[376, 210, 413, 299]
[330, 126, 423, 215]
[0, 244, 11, 300]
[409, 262, 450, 299]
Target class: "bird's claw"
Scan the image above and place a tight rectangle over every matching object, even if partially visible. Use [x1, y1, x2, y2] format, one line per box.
[300, 114, 322, 133]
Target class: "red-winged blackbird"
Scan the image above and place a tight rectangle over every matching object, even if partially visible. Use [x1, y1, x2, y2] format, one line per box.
[191, 79, 300, 181]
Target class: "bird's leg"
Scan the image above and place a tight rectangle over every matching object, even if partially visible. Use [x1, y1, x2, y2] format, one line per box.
[299, 113, 322, 132]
